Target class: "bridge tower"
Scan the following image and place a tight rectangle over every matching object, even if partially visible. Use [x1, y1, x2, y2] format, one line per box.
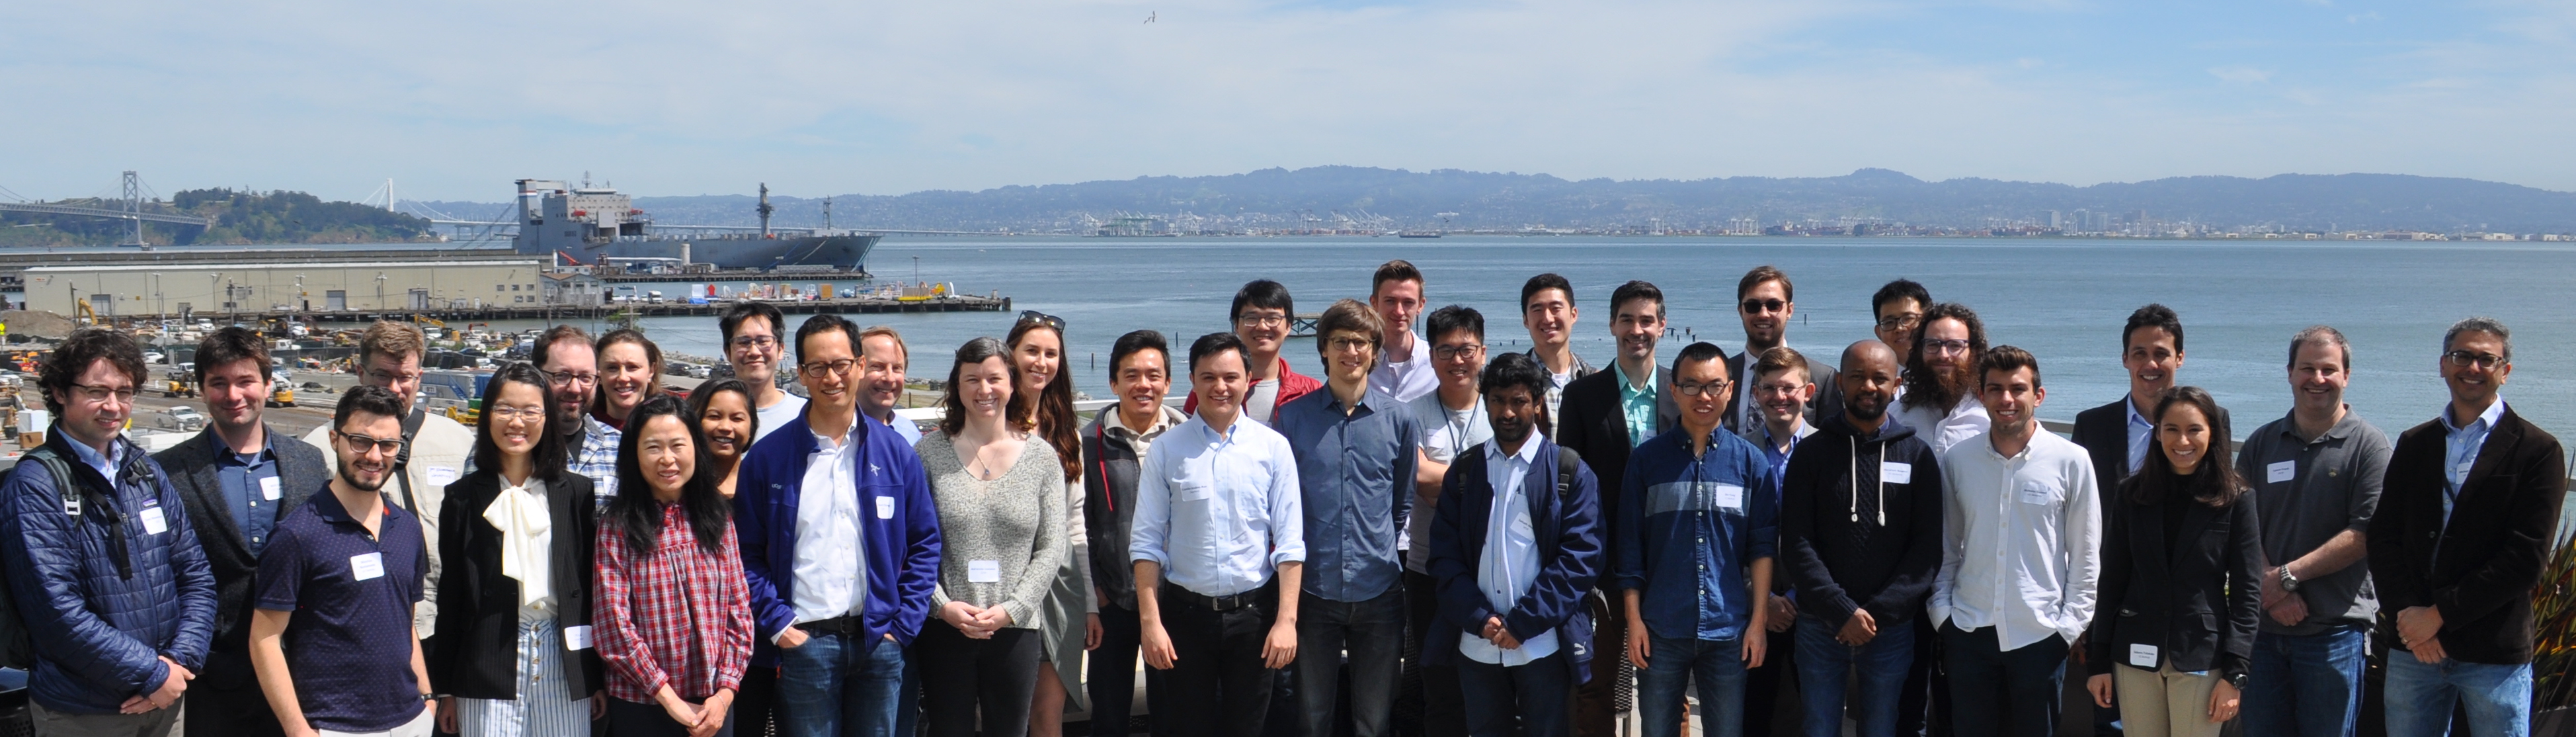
[121, 170, 145, 247]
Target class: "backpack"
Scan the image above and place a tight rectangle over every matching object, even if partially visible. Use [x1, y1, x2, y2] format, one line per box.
[0, 445, 87, 670]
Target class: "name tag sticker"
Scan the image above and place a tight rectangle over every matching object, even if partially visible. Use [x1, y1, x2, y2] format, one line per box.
[1880, 462, 1913, 484]
[350, 552, 386, 582]
[1509, 513, 1535, 539]
[2267, 460, 2296, 484]
[563, 625, 592, 651]
[138, 505, 168, 535]
[1714, 484, 1744, 511]
[426, 466, 460, 487]
[2019, 483, 2059, 505]
[968, 560, 1002, 583]
[260, 476, 282, 501]
[875, 496, 895, 519]
[2128, 643, 2158, 668]
[1177, 483, 1213, 501]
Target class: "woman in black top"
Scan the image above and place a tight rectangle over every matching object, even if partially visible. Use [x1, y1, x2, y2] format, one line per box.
[2084, 386, 2262, 737]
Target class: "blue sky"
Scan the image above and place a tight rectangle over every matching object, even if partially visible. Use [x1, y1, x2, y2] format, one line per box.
[3, 0, 2569, 201]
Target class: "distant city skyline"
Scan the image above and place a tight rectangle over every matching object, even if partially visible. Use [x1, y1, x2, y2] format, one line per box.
[5, 1, 2571, 201]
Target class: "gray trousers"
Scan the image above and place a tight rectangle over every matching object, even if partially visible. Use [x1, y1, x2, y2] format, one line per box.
[32, 700, 183, 737]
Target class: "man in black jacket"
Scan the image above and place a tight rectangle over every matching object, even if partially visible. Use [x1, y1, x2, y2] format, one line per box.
[1721, 265, 1839, 437]
[2368, 317, 2567, 737]
[2072, 304, 2228, 490]
[1082, 330, 1186, 737]
[155, 327, 331, 737]
[1779, 341, 1944, 737]
[1553, 280, 1676, 737]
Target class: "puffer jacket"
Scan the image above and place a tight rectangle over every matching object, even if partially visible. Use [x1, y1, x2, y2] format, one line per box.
[0, 432, 218, 714]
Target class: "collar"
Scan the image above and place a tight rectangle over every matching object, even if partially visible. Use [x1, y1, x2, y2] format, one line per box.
[63, 431, 128, 472]
[1487, 435, 1545, 466]
[2276, 406, 2360, 443]
[1761, 421, 1809, 451]
[810, 414, 864, 452]
[1190, 414, 1241, 444]
[1618, 363, 1658, 396]
[1326, 384, 1384, 413]
[307, 486, 389, 527]
[2441, 398, 2505, 435]
[208, 426, 276, 460]
[1108, 404, 1181, 439]
[2125, 397, 2152, 429]
[590, 404, 624, 431]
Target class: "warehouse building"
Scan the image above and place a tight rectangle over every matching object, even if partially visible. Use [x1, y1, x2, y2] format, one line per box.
[23, 259, 549, 318]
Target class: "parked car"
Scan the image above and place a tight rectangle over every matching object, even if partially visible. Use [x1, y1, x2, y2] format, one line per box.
[155, 407, 207, 433]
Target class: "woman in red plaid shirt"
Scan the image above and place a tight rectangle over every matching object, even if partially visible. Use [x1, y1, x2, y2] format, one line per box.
[596, 397, 756, 737]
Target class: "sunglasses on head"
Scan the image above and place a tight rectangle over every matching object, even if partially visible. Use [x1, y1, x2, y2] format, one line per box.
[1016, 310, 1067, 333]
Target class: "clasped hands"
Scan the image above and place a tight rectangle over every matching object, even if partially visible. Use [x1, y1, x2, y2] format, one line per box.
[940, 601, 1016, 639]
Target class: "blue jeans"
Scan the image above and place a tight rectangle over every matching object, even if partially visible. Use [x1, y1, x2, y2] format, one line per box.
[2242, 625, 2366, 737]
[2382, 654, 2532, 737]
[1636, 632, 1750, 737]
[774, 631, 907, 737]
[1455, 650, 1574, 737]
[1793, 615, 1914, 737]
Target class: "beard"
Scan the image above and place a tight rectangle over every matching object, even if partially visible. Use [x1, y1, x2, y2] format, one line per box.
[1844, 392, 1890, 421]
[1905, 360, 1978, 412]
[338, 460, 391, 493]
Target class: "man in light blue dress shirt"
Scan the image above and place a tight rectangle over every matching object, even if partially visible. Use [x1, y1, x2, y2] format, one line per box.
[1132, 332, 1307, 737]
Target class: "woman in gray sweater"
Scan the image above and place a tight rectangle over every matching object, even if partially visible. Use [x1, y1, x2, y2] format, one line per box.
[915, 337, 1069, 737]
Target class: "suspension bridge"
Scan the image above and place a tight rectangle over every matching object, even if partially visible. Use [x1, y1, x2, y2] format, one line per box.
[0, 171, 216, 247]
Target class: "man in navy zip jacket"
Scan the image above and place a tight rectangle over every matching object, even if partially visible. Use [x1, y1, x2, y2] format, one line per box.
[734, 314, 943, 737]
[1426, 353, 1602, 737]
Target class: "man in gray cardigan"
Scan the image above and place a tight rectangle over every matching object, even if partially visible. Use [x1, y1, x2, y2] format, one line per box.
[155, 327, 331, 737]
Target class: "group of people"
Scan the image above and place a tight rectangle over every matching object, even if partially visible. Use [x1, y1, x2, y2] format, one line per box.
[0, 259, 2561, 737]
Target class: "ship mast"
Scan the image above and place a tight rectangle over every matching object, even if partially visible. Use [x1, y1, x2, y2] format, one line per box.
[758, 183, 774, 238]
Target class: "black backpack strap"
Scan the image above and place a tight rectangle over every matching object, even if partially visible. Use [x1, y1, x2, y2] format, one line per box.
[391, 408, 425, 515]
[1556, 447, 1581, 498]
[24, 447, 80, 518]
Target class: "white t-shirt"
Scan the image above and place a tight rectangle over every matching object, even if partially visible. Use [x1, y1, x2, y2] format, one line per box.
[1369, 333, 1441, 404]
[755, 392, 808, 443]
[1404, 392, 1492, 573]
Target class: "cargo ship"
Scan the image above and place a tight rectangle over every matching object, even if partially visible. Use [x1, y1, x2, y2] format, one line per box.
[511, 179, 879, 273]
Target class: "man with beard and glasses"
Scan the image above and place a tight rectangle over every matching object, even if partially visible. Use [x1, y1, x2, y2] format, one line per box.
[252, 387, 436, 737]
[532, 325, 618, 502]
[1777, 341, 1944, 737]
[723, 300, 807, 443]
[300, 320, 468, 650]
[1892, 303, 1990, 457]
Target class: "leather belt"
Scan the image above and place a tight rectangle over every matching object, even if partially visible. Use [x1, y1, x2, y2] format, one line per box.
[1163, 582, 1272, 613]
[799, 615, 864, 636]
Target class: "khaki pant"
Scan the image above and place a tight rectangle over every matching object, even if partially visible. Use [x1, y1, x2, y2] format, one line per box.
[2111, 662, 2225, 737]
[31, 700, 183, 737]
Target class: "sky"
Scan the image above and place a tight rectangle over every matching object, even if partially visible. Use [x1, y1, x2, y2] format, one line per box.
[4, 0, 2571, 202]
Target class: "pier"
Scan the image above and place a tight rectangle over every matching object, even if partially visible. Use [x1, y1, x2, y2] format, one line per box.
[87, 294, 1011, 325]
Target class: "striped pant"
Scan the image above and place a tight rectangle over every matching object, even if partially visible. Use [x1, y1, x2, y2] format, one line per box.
[458, 616, 592, 737]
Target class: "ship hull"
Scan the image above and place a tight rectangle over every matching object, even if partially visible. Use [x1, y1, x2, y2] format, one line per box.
[524, 233, 879, 271]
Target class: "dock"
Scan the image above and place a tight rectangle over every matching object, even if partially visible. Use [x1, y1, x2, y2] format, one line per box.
[96, 294, 1012, 324]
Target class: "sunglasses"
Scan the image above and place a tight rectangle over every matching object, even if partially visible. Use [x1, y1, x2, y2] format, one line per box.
[1740, 298, 1787, 314]
[1016, 310, 1067, 333]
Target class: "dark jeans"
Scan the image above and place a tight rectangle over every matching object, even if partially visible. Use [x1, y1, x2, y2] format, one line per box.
[1637, 633, 1750, 737]
[775, 630, 907, 737]
[1793, 615, 1915, 737]
[1457, 651, 1574, 737]
[1572, 592, 1623, 737]
[187, 678, 285, 737]
[608, 697, 739, 737]
[1939, 622, 2068, 737]
[1746, 623, 1798, 736]
[1299, 587, 1406, 737]
[2243, 625, 2367, 737]
[1896, 615, 1945, 737]
[1402, 570, 1465, 737]
[1091, 603, 1157, 737]
[1157, 582, 1281, 737]
[918, 622, 1043, 737]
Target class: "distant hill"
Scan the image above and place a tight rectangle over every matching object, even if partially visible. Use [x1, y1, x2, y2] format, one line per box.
[0, 189, 436, 246]
[423, 167, 2576, 235]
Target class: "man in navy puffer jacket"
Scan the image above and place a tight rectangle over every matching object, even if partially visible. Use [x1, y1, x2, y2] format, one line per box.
[0, 327, 216, 734]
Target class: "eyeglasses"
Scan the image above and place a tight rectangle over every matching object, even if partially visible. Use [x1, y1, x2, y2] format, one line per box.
[488, 406, 545, 423]
[366, 368, 424, 384]
[1740, 299, 1787, 314]
[2444, 351, 2507, 369]
[1923, 339, 1974, 356]
[1016, 310, 1067, 333]
[1430, 343, 1485, 361]
[1326, 337, 1375, 353]
[1876, 314, 1923, 331]
[544, 370, 598, 388]
[69, 383, 138, 404]
[1236, 313, 1289, 329]
[1673, 381, 1728, 398]
[1752, 382, 1806, 396]
[729, 335, 777, 350]
[337, 432, 404, 455]
[800, 359, 859, 378]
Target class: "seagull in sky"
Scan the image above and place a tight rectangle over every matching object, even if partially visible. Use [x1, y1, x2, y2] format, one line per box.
[1145, 11, 1156, 23]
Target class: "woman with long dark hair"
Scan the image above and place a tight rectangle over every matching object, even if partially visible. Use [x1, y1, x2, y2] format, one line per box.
[916, 337, 1068, 737]
[596, 396, 753, 737]
[2085, 386, 2262, 737]
[433, 362, 604, 736]
[594, 329, 666, 431]
[1004, 312, 1095, 736]
[687, 378, 758, 499]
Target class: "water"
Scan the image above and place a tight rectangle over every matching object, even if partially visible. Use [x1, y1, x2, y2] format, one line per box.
[535, 236, 2568, 440]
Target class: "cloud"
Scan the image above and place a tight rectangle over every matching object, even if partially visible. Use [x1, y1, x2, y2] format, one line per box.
[2209, 65, 2276, 83]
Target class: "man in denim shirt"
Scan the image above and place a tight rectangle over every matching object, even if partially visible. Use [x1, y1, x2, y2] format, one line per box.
[1616, 342, 1776, 737]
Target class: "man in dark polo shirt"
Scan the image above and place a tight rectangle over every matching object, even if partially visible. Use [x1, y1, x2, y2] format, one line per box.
[249, 387, 434, 737]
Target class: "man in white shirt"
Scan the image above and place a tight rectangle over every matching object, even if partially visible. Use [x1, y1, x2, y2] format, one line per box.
[1892, 302, 1992, 456]
[1517, 274, 1593, 438]
[1404, 306, 1494, 737]
[1930, 345, 2103, 737]
[856, 325, 923, 446]
[722, 300, 809, 443]
[1367, 260, 1439, 402]
[1133, 332, 1307, 737]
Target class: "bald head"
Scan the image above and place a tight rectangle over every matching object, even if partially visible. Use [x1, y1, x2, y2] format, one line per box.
[1838, 339, 1902, 425]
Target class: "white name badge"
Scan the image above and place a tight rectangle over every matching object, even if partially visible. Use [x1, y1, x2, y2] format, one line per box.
[1714, 484, 1745, 511]
[2128, 643, 2158, 669]
[260, 476, 282, 501]
[2267, 460, 2296, 484]
[876, 496, 895, 519]
[426, 466, 460, 488]
[351, 552, 386, 581]
[563, 625, 593, 651]
[968, 560, 1002, 583]
[139, 505, 169, 535]
[1177, 483, 1213, 501]
[2019, 483, 2059, 505]
[1880, 462, 1913, 484]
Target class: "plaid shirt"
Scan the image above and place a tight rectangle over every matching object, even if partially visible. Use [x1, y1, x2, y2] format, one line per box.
[595, 501, 752, 703]
[573, 416, 621, 515]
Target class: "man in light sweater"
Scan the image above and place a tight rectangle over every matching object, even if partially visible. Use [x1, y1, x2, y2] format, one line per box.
[300, 320, 467, 653]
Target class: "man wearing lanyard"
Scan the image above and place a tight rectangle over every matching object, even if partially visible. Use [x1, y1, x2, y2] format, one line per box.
[1402, 306, 1492, 737]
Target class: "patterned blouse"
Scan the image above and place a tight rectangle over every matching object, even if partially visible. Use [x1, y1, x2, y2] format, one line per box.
[594, 501, 751, 703]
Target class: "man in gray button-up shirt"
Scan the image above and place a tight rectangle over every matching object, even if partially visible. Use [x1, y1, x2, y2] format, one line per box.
[2232, 326, 2392, 737]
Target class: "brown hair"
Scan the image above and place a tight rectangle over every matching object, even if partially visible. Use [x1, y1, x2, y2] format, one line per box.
[1977, 344, 2042, 389]
[1371, 259, 1423, 296]
[592, 328, 666, 414]
[939, 337, 1021, 437]
[356, 320, 426, 368]
[1314, 298, 1385, 355]
[2121, 386, 2246, 508]
[1003, 320, 1080, 482]
[40, 327, 145, 415]
[859, 325, 910, 361]
[1752, 346, 1810, 385]
[1737, 265, 1793, 302]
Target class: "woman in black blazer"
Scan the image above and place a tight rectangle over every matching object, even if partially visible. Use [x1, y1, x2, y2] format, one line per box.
[432, 362, 606, 736]
[2084, 386, 2262, 737]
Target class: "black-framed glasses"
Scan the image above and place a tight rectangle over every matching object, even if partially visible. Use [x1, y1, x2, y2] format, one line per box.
[2444, 351, 2507, 369]
[543, 369, 598, 388]
[1876, 314, 1922, 331]
[800, 359, 860, 377]
[1923, 339, 1974, 355]
[337, 431, 405, 455]
[1740, 299, 1787, 314]
[1430, 343, 1485, 361]
[1673, 380, 1728, 398]
[1016, 310, 1067, 333]
[729, 335, 778, 350]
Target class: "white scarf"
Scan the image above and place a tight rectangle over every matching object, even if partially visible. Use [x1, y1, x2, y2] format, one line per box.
[483, 477, 554, 613]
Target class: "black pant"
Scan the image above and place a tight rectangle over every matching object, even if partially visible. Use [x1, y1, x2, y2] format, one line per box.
[1941, 622, 2068, 737]
[608, 696, 739, 737]
[1299, 587, 1406, 737]
[1091, 603, 1155, 737]
[1402, 570, 1465, 737]
[1744, 624, 1798, 736]
[919, 621, 1043, 737]
[1156, 582, 1280, 737]
[1897, 614, 1947, 737]
[186, 677, 284, 737]
[735, 665, 776, 737]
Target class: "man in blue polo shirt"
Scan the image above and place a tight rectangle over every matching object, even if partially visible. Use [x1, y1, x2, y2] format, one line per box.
[1617, 342, 1775, 737]
[251, 386, 434, 737]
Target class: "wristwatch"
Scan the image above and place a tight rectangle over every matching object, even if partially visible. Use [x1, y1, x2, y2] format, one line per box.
[2226, 672, 2250, 690]
[2278, 566, 2302, 593]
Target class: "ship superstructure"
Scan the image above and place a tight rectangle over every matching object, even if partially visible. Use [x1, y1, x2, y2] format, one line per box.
[511, 179, 879, 272]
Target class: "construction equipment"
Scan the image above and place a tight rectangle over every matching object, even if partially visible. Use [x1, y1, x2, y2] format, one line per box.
[268, 384, 296, 408]
[161, 369, 197, 398]
[444, 405, 480, 425]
